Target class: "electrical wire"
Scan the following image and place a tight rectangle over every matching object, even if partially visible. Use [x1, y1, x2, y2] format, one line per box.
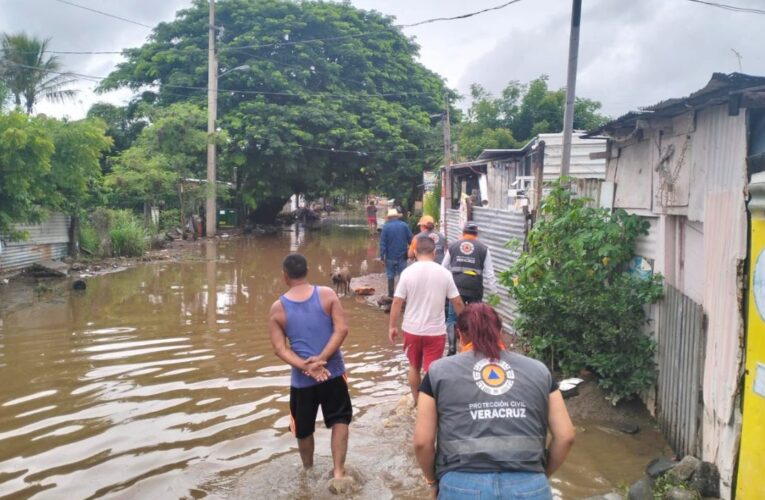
[51, 0, 154, 28]
[3, 61, 438, 100]
[37, 0, 526, 55]
[685, 0, 765, 14]
[399, 0, 524, 27]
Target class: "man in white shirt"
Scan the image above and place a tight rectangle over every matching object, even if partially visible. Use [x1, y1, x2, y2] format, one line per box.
[389, 235, 464, 402]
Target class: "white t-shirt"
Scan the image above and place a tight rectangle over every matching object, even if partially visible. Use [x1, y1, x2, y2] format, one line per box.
[394, 260, 460, 336]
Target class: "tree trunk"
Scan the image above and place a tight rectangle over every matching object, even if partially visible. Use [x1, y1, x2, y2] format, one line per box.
[68, 215, 80, 259]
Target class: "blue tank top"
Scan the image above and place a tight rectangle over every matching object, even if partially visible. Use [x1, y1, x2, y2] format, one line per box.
[280, 286, 346, 388]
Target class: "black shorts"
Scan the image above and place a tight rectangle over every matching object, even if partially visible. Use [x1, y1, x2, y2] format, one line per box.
[289, 375, 352, 439]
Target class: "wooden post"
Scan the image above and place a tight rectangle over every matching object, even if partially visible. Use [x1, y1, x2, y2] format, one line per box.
[532, 141, 546, 220]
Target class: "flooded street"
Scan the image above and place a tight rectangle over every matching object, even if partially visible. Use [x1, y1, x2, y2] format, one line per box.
[0, 218, 669, 499]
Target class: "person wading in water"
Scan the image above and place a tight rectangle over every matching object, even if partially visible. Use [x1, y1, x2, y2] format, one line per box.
[269, 253, 353, 490]
[389, 236, 464, 403]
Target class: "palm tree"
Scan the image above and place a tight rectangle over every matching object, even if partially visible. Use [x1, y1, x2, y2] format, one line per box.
[0, 33, 77, 114]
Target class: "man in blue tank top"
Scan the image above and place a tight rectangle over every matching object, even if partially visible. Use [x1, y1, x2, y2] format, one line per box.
[269, 253, 352, 484]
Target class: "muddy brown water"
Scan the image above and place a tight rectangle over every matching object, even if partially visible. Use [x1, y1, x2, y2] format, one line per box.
[0, 218, 669, 499]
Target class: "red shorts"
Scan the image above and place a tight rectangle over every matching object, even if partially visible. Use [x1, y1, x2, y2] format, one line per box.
[367, 216, 377, 224]
[403, 332, 446, 372]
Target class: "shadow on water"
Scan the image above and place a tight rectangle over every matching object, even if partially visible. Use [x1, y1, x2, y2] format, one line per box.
[0, 215, 668, 498]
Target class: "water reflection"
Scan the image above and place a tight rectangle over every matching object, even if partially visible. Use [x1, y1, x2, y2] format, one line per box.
[0, 220, 401, 498]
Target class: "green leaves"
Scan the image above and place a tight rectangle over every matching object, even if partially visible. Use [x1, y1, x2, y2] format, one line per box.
[502, 180, 664, 403]
[0, 110, 110, 239]
[455, 76, 610, 161]
[98, 0, 448, 219]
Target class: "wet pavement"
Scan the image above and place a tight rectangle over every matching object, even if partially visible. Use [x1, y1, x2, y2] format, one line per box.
[0, 217, 670, 498]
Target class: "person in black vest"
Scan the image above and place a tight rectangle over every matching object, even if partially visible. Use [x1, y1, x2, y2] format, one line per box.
[413, 303, 575, 499]
[442, 222, 497, 355]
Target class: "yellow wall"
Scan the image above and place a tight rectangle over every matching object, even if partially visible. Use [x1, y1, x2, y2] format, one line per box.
[737, 217, 765, 498]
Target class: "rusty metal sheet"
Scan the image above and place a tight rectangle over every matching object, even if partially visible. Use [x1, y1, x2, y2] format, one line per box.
[701, 190, 746, 493]
[0, 214, 70, 274]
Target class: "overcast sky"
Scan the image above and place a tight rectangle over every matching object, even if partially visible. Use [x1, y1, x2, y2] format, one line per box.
[2, 0, 764, 120]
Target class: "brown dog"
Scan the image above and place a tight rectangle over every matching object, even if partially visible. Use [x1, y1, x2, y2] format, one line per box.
[331, 267, 352, 296]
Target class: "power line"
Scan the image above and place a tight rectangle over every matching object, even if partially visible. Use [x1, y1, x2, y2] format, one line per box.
[399, 0, 524, 27]
[685, 0, 765, 14]
[293, 144, 440, 155]
[37, 0, 526, 55]
[4, 61, 438, 100]
[51, 0, 154, 28]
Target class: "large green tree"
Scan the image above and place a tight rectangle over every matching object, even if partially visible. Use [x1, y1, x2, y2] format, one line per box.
[456, 76, 608, 160]
[99, 0, 448, 221]
[0, 33, 78, 114]
[86, 102, 147, 170]
[105, 102, 214, 213]
[0, 110, 110, 239]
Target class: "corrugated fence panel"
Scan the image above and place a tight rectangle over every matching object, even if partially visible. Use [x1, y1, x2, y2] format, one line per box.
[471, 207, 526, 328]
[445, 209, 460, 243]
[0, 214, 70, 273]
[657, 284, 705, 457]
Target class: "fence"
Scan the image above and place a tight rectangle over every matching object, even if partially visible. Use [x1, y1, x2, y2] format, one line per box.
[444, 207, 526, 328]
[0, 214, 70, 274]
[656, 284, 706, 457]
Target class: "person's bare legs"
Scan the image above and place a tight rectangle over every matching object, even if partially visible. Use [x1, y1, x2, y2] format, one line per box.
[407, 365, 422, 405]
[297, 435, 314, 469]
[330, 423, 349, 479]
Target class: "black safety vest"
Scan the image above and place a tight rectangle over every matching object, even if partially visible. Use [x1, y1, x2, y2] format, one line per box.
[427, 351, 551, 478]
[416, 230, 446, 264]
[448, 238, 488, 299]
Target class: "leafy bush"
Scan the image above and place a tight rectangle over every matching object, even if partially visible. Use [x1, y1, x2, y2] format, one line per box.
[158, 208, 182, 233]
[78, 221, 100, 255]
[108, 210, 147, 257]
[501, 181, 663, 403]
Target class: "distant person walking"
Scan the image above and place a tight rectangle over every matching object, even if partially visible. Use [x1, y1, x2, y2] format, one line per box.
[407, 215, 446, 264]
[366, 199, 378, 235]
[269, 253, 352, 483]
[380, 208, 413, 298]
[442, 222, 497, 355]
[389, 236, 464, 402]
[413, 303, 575, 500]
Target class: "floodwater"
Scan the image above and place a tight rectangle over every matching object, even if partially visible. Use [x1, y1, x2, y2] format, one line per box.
[0, 218, 669, 499]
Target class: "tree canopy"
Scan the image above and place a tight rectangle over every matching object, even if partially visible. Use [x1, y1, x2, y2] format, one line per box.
[0, 33, 78, 114]
[99, 0, 449, 220]
[456, 76, 609, 160]
[0, 110, 110, 239]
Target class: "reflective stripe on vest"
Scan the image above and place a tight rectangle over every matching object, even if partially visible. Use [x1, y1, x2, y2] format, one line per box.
[449, 266, 483, 276]
[439, 435, 545, 456]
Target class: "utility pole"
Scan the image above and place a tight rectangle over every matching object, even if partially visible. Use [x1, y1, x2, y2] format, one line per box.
[443, 93, 452, 167]
[205, 0, 218, 238]
[441, 94, 453, 238]
[561, 0, 582, 179]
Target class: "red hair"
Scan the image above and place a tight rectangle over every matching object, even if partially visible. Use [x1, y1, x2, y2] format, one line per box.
[457, 303, 503, 360]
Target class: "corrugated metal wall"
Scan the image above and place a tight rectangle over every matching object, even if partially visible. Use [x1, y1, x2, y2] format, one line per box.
[444, 207, 526, 328]
[537, 133, 607, 180]
[0, 214, 70, 274]
[657, 284, 706, 458]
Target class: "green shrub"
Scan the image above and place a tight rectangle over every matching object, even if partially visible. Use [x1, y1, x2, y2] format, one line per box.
[158, 208, 182, 233]
[78, 221, 100, 255]
[108, 210, 147, 257]
[501, 180, 664, 403]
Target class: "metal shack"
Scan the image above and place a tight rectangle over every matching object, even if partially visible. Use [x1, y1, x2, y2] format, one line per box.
[0, 213, 71, 275]
[587, 72, 765, 498]
[443, 132, 606, 212]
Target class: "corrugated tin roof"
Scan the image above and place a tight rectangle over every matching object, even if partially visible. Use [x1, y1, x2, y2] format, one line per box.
[586, 72, 765, 137]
